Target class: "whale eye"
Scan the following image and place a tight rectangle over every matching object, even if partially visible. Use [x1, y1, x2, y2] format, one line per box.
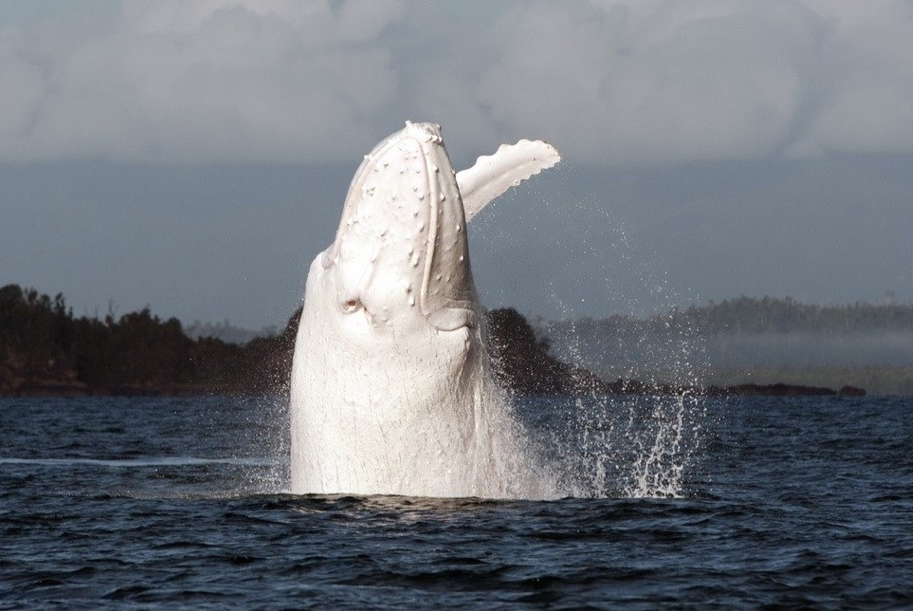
[342, 298, 360, 314]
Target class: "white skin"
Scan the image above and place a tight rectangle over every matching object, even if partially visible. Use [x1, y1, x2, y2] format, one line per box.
[290, 122, 560, 498]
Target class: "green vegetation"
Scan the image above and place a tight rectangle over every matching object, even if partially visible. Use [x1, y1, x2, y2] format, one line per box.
[675, 295, 913, 334]
[570, 295, 913, 336]
[0, 284, 296, 396]
[486, 307, 604, 395]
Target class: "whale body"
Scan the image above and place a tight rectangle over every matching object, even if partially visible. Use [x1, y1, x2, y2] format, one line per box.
[290, 122, 560, 498]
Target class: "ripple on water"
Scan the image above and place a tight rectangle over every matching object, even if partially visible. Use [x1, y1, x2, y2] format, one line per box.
[1, 396, 913, 608]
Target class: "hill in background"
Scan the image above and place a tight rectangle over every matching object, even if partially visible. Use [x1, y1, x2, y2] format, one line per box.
[544, 295, 913, 395]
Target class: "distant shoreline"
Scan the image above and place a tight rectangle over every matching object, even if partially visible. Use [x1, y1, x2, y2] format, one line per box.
[6, 285, 907, 399]
[0, 377, 865, 399]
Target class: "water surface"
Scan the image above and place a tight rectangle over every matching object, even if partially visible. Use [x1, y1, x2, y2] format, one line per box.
[2, 395, 911, 608]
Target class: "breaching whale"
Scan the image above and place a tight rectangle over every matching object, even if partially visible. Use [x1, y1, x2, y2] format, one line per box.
[290, 122, 560, 498]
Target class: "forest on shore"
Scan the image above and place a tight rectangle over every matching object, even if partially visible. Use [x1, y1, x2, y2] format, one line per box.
[557, 295, 913, 337]
[2, 284, 903, 397]
[0, 284, 295, 396]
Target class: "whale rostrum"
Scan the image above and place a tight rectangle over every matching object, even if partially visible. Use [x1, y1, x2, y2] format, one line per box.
[290, 122, 560, 498]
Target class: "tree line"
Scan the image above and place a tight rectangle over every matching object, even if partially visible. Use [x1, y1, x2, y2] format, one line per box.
[0, 284, 297, 396]
[567, 295, 913, 337]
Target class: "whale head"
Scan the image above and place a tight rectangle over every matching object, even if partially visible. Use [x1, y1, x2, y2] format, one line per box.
[316, 121, 476, 333]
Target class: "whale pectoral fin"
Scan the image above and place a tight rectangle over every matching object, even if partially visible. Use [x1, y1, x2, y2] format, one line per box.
[455, 139, 561, 222]
[425, 305, 477, 332]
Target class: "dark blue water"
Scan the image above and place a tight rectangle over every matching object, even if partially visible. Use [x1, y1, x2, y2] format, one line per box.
[2, 394, 912, 609]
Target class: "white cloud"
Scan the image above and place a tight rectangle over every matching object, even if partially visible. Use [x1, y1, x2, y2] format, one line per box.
[479, 0, 848, 162]
[0, 55, 45, 140]
[794, 0, 913, 155]
[0, 0, 911, 163]
[2, 0, 407, 162]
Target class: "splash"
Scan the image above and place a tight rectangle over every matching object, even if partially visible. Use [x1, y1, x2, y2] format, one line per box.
[536, 304, 707, 499]
[474, 184, 709, 499]
[507, 382, 706, 499]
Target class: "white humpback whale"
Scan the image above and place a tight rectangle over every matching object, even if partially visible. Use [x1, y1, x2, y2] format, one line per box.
[290, 122, 560, 498]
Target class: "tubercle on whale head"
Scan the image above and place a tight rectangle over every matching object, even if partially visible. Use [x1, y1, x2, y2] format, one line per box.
[319, 122, 477, 332]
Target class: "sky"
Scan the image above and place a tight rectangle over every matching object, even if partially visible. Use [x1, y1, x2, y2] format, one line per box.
[2, 0, 912, 329]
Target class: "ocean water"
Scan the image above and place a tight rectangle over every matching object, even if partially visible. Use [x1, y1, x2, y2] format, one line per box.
[1, 394, 912, 609]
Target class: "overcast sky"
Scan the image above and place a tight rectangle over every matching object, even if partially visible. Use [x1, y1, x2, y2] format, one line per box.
[2, 0, 912, 329]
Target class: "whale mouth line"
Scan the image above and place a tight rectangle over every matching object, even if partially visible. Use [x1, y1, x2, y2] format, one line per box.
[415, 133, 443, 324]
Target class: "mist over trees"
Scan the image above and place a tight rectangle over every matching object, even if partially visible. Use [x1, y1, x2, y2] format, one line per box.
[545, 295, 913, 369]
[537, 296, 913, 394]
[184, 319, 275, 345]
[561, 295, 913, 337]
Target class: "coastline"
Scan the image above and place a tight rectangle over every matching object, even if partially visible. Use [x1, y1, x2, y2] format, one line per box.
[0, 374, 866, 399]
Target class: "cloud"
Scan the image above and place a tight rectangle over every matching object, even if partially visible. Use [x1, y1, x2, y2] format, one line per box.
[1, 0, 912, 164]
[794, 0, 913, 156]
[2, 0, 408, 163]
[480, 0, 913, 162]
